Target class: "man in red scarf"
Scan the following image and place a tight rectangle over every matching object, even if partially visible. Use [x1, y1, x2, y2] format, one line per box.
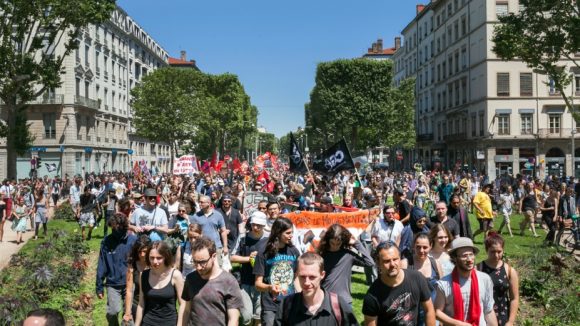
[434, 237, 498, 326]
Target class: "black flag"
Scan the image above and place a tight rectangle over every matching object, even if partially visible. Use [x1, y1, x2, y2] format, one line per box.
[312, 139, 355, 175]
[289, 133, 307, 172]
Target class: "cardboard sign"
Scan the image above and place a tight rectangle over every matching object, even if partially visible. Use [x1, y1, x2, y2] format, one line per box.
[242, 191, 273, 216]
[173, 155, 198, 175]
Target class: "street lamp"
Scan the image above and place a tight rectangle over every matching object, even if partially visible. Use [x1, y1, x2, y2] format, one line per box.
[571, 70, 576, 178]
[534, 69, 547, 179]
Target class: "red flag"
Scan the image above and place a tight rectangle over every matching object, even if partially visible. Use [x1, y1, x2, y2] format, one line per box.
[201, 160, 210, 173]
[216, 160, 225, 171]
[257, 169, 269, 184]
[233, 158, 242, 171]
[210, 152, 217, 170]
[132, 161, 141, 177]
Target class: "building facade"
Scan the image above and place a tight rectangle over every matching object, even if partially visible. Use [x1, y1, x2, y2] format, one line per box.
[394, 0, 580, 180]
[0, 6, 173, 180]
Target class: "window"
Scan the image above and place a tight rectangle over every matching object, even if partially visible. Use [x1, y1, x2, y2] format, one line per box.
[521, 114, 533, 134]
[84, 81, 89, 98]
[549, 115, 561, 133]
[461, 46, 467, 68]
[461, 16, 467, 36]
[75, 78, 80, 96]
[479, 113, 485, 136]
[43, 113, 56, 139]
[462, 78, 468, 104]
[471, 115, 476, 136]
[549, 79, 560, 95]
[496, 2, 508, 18]
[497, 73, 510, 96]
[498, 114, 510, 135]
[84, 45, 89, 66]
[520, 73, 533, 96]
[575, 75, 580, 94]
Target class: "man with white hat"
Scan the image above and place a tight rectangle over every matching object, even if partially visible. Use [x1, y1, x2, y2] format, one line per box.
[231, 211, 268, 326]
[434, 237, 498, 326]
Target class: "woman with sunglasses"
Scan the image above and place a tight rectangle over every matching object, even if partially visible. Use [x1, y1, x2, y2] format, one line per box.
[317, 223, 375, 307]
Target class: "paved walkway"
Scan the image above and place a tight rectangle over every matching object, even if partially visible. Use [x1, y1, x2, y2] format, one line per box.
[0, 222, 36, 270]
[0, 205, 57, 271]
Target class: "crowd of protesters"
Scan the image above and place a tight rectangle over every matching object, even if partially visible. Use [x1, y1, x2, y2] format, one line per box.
[1, 165, 579, 325]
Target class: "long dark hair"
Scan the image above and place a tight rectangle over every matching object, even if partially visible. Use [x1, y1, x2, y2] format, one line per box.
[128, 235, 152, 270]
[265, 217, 294, 258]
[317, 224, 352, 256]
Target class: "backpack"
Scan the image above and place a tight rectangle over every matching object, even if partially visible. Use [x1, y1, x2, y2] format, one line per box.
[282, 292, 342, 326]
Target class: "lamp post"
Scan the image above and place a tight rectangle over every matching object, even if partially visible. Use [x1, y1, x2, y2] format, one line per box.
[534, 69, 546, 179]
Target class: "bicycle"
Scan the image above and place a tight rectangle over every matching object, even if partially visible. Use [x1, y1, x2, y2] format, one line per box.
[555, 215, 578, 254]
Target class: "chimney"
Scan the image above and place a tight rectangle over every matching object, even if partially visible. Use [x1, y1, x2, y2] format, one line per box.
[395, 37, 401, 50]
[180, 50, 186, 61]
[416, 4, 425, 14]
[377, 38, 383, 52]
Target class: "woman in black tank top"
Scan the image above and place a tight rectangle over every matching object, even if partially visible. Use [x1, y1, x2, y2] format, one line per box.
[539, 188, 558, 244]
[135, 241, 185, 326]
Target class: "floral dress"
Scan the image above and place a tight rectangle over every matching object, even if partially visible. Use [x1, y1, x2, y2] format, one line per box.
[11, 205, 29, 232]
[480, 261, 510, 326]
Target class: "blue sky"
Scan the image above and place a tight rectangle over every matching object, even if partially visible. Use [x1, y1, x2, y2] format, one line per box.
[117, 0, 421, 137]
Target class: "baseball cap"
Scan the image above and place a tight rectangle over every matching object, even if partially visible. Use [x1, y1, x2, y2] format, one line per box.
[250, 211, 268, 226]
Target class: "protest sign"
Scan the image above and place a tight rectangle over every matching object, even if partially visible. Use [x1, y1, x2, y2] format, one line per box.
[242, 191, 274, 216]
[173, 155, 198, 175]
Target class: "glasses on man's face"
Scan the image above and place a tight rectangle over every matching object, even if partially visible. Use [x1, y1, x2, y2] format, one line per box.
[146, 196, 156, 200]
[222, 200, 232, 203]
[192, 257, 212, 267]
[458, 253, 475, 261]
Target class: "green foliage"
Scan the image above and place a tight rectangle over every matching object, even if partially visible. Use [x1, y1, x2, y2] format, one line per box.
[492, 0, 580, 118]
[0, 0, 116, 178]
[53, 201, 76, 220]
[0, 225, 90, 323]
[305, 58, 415, 152]
[131, 69, 257, 159]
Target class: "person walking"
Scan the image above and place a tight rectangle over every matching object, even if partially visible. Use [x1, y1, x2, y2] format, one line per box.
[254, 217, 301, 326]
[135, 241, 185, 326]
[362, 241, 436, 326]
[478, 232, 519, 326]
[274, 252, 359, 325]
[472, 184, 495, 241]
[317, 223, 374, 306]
[123, 235, 151, 325]
[11, 197, 30, 244]
[180, 236, 244, 326]
[32, 188, 48, 240]
[96, 213, 138, 326]
[434, 237, 498, 326]
[518, 183, 540, 238]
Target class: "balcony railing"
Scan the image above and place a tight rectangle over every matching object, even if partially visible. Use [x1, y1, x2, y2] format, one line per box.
[28, 94, 64, 105]
[417, 133, 434, 141]
[538, 128, 578, 139]
[74, 95, 100, 110]
[443, 132, 467, 142]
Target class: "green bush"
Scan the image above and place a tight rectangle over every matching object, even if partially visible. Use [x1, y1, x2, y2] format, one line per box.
[53, 201, 76, 220]
[0, 229, 89, 323]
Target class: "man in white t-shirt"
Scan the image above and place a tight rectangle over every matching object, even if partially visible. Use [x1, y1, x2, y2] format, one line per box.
[371, 205, 404, 247]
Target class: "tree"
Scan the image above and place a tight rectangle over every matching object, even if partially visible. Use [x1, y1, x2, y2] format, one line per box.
[131, 67, 207, 168]
[493, 0, 580, 117]
[0, 0, 116, 178]
[305, 58, 415, 152]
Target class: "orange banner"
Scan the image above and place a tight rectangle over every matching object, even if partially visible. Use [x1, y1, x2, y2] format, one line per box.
[281, 209, 379, 230]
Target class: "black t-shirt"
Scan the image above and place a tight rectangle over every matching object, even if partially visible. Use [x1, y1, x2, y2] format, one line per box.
[253, 243, 301, 312]
[235, 234, 264, 285]
[429, 216, 460, 238]
[398, 200, 413, 222]
[362, 269, 431, 326]
[218, 208, 243, 251]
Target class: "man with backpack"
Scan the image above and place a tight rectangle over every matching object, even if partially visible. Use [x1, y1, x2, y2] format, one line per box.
[274, 252, 358, 326]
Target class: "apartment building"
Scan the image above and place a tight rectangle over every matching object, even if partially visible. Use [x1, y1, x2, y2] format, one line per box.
[393, 0, 579, 180]
[0, 6, 172, 179]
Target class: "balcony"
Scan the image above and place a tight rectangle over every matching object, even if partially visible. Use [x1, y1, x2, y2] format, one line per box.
[443, 132, 467, 142]
[417, 133, 434, 141]
[28, 94, 64, 105]
[538, 128, 578, 139]
[74, 95, 100, 110]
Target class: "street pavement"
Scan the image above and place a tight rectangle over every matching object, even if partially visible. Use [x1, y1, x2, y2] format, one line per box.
[0, 222, 36, 270]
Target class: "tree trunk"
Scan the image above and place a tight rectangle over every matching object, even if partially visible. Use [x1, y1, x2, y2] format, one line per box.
[5, 103, 17, 179]
[170, 141, 175, 174]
